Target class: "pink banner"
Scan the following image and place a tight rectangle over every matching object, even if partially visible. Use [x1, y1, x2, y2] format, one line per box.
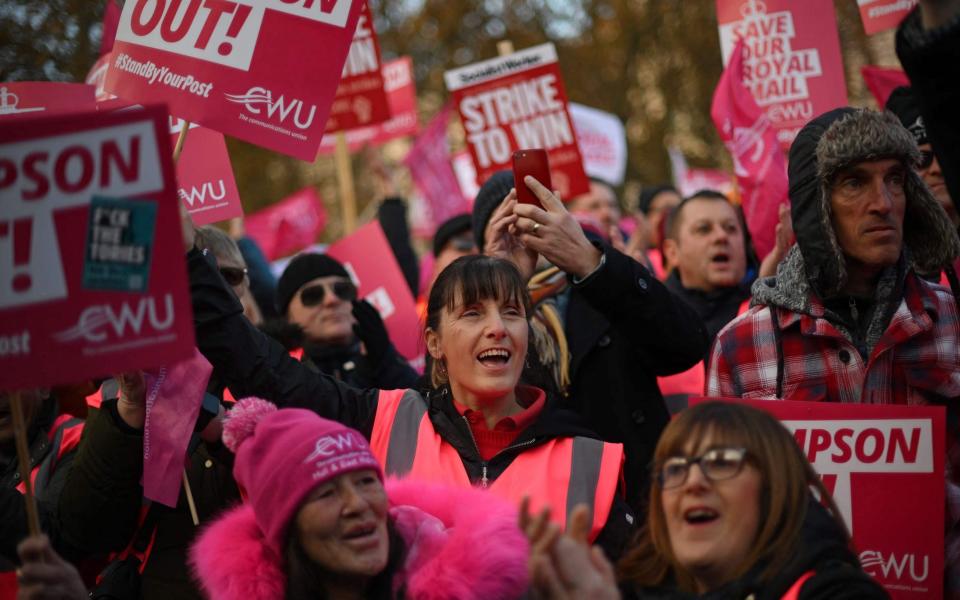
[0, 82, 96, 120]
[404, 105, 470, 234]
[858, 0, 917, 35]
[444, 43, 589, 199]
[717, 0, 848, 149]
[245, 187, 327, 260]
[326, 221, 420, 362]
[692, 398, 945, 600]
[104, 0, 364, 160]
[711, 41, 789, 261]
[169, 117, 243, 226]
[324, 1, 390, 133]
[100, 0, 121, 56]
[0, 106, 195, 391]
[861, 66, 910, 108]
[317, 56, 418, 154]
[143, 348, 213, 507]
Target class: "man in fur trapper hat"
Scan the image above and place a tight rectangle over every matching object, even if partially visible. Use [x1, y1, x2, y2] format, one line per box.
[706, 107, 960, 587]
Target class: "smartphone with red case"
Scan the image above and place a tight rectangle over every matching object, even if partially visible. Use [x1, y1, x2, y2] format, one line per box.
[512, 149, 552, 207]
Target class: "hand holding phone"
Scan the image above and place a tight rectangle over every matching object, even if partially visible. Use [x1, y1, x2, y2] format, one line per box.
[512, 149, 552, 207]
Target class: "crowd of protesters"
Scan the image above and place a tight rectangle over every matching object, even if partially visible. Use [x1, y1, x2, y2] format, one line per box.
[4, 0, 960, 599]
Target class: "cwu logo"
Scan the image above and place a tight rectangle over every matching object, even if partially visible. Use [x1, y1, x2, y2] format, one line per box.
[224, 87, 317, 130]
[860, 550, 929, 583]
[53, 295, 175, 344]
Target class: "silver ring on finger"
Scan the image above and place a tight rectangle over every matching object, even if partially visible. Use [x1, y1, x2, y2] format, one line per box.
[532, 222, 541, 234]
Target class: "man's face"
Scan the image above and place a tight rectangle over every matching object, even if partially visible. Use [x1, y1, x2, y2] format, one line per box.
[568, 181, 621, 230]
[918, 144, 957, 225]
[646, 190, 682, 247]
[665, 199, 746, 292]
[829, 158, 907, 276]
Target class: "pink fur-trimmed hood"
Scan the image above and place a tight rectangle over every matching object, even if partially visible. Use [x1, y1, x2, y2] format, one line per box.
[190, 478, 529, 600]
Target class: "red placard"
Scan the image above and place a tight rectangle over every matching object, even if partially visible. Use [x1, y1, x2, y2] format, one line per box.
[104, 0, 364, 161]
[858, 0, 917, 35]
[326, 221, 420, 363]
[691, 398, 945, 600]
[717, 0, 848, 148]
[317, 57, 418, 153]
[0, 106, 195, 391]
[245, 187, 327, 261]
[444, 43, 589, 199]
[168, 117, 243, 225]
[324, 1, 390, 134]
[0, 82, 96, 120]
[861, 66, 910, 108]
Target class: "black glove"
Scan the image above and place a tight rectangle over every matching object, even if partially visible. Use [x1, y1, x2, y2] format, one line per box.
[352, 299, 391, 366]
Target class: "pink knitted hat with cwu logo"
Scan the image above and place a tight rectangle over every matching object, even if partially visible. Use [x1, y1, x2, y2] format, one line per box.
[222, 398, 384, 554]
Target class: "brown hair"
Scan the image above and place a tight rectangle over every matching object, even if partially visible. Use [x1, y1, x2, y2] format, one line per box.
[424, 255, 531, 388]
[618, 401, 847, 592]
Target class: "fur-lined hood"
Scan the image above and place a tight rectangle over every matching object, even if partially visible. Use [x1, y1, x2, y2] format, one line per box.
[190, 478, 530, 600]
[787, 107, 960, 298]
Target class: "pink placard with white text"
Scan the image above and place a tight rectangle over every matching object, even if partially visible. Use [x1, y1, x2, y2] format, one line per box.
[0, 106, 195, 391]
[168, 117, 243, 225]
[0, 82, 96, 120]
[858, 0, 917, 35]
[104, 0, 364, 160]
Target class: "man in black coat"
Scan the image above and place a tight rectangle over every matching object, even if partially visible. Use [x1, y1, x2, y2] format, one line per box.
[473, 172, 709, 510]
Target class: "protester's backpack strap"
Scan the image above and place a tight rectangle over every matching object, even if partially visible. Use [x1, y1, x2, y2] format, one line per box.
[780, 570, 815, 600]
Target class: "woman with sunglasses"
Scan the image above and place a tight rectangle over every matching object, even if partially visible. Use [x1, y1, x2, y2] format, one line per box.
[525, 401, 888, 600]
[271, 253, 419, 390]
[186, 223, 633, 557]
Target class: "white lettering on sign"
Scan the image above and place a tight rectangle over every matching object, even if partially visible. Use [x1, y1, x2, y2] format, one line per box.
[365, 286, 395, 320]
[52, 293, 175, 344]
[224, 86, 318, 130]
[782, 419, 933, 535]
[860, 550, 930, 586]
[382, 58, 410, 93]
[0, 121, 162, 310]
[0, 87, 45, 117]
[0, 330, 31, 356]
[115, 0, 354, 71]
[444, 43, 557, 91]
[304, 432, 359, 461]
[341, 12, 377, 77]
[180, 180, 228, 209]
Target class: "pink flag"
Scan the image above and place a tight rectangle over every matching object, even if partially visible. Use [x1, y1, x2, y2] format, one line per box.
[711, 40, 789, 260]
[245, 188, 327, 261]
[404, 104, 470, 234]
[143, 349, 213, 507]
[861, 66, 910, 108]
[99, 0, 120, 56]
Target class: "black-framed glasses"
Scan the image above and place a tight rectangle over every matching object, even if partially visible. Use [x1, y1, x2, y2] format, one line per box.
[299, 280, 357, 307]
[219, 266, 248, 287]
[918, 150, 935, 170]
[658, 447, 749, 490]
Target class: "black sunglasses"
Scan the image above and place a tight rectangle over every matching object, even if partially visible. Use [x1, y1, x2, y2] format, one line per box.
[219, 266, 248, 287]
[918, 150, 935, 170]
[299, 280, 357, 307]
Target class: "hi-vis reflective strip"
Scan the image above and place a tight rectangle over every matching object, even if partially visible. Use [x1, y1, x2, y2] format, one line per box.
[384, 389, 427, 475]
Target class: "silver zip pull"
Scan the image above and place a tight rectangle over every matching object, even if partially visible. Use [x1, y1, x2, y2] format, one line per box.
[849, 296, 859, 322]
[480, 464, 489, 488]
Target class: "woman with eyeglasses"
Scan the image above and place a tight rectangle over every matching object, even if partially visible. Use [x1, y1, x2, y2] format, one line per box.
[525, 401, 888, 600]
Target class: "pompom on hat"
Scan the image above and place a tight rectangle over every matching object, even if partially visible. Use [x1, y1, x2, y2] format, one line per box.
[222, 398, 384, 554]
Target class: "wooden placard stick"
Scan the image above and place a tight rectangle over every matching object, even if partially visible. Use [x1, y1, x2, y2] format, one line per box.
[497, 40, 515, 56]
[172, 120, 190, 163]
[334, 131, 358, 235]
[10, 391, 41, 535]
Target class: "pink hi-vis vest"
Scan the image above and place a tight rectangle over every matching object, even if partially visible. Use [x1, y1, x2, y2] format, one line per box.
[369, 389, 624, 542]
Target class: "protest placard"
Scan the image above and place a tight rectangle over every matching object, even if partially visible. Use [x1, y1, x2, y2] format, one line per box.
[168, 117, 243, 225]
[324, 1, 390, 133]
[444, 43, 589, 199]
[861, 66, 910, 107]
[317, 57, 418, 154]
[105, 0, 364, 160]
[326, 221, 420, 363]
[0, 82, 96, 120]
[691, 398, 945, 600]
[245, 187, 327, 260]
[0, 106, 195, 391]
[569, 103, 627, 187]
[717, 0, 848, 148]
[858, 0, 917, 35]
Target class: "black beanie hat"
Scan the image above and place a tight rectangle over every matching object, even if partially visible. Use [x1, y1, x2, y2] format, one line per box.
[885, 86, 929, 146]
[276, 253, 350, 315]
[472, 170, 515, 251]
[637, 184, 678, 215]
[432, 213, 473, 257]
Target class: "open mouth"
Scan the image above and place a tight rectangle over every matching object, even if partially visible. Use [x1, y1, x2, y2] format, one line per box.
[710, 253, 731, 266]
[476, 348, 511, 367]
[683, 507, 719, 525]
[343, 523, 378, 542]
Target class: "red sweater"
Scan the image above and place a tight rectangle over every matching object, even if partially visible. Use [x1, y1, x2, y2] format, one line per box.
[453, 387, 546, 461]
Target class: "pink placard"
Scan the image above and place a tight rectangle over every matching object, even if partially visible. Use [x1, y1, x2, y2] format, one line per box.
[444, 43, 590, 199]
[317, 56, 418, 154]
[245, 187, 327, 260]
[168, 117, 243, 225]
[0, 82, 96, 120]
[0, 106, 195, 391]
[691, 398, 945, 600]
[858, 0, 917, 35]
[326, 221, 420, 362]
[324, 1, 390, 133]
[104, 0, 364, 161]
[861, 66, 910, 108]
[717, 0, 849, 148]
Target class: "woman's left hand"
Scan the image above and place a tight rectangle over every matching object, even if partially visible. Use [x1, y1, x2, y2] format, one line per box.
[16, 535, 88, 600]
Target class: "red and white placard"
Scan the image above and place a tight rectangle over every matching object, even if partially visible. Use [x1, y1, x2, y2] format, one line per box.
[245, 187, 327, 261]
[104, 0, 364, 160]
[717, 0, 848, 148]
[0, 106, 195, 390]
[858, 0, 917, 35]
[444, 43, 589, 199]
[0, 82, 96, 120]
[168, 117, 243, 225]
